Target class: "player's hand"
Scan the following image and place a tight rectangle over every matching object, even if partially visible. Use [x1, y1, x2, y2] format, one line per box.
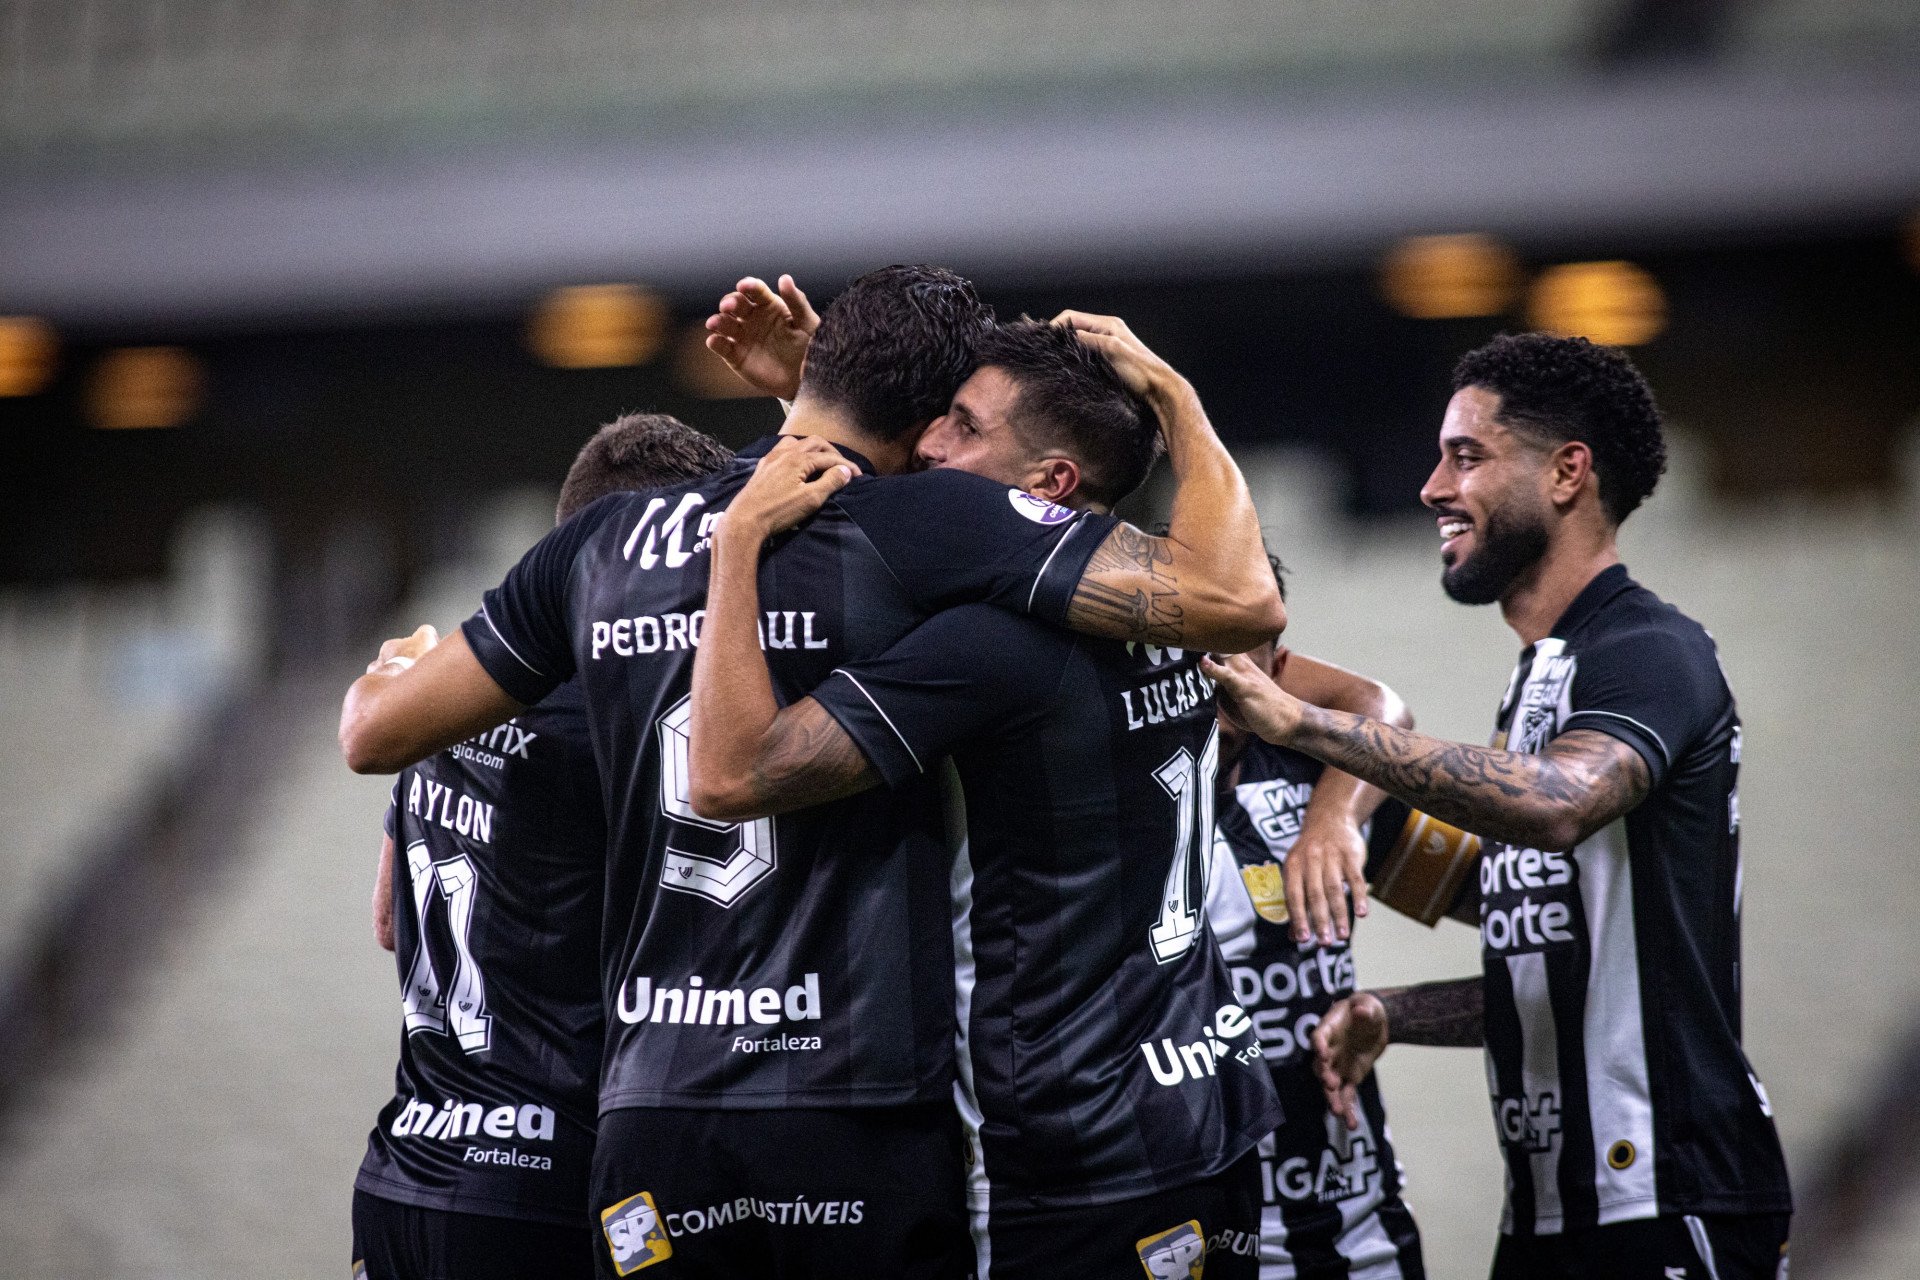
[1313, 993, 1389, 1131]
[1202, 652, 1305, 744]
[722, 436, 858, 543]
[1050, 310, 1184, 402]
[705, 275, 818, 400]
[369, 624, 439, 675]
[1287, 814, 1371, 947]
[372, 837, 397, 952]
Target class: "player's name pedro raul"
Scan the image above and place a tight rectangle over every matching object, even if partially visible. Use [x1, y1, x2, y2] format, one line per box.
[589, 610, 830, 658]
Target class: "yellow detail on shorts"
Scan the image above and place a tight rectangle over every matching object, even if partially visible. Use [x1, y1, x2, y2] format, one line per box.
[1136, 1219, 1207, 1279]
[602, 1190, 674, 1274]
[1607, 1139, 1637, 1170]
[1240, 861, 1288, 925]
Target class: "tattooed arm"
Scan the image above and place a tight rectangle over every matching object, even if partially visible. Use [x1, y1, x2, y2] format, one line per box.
[688, 438, 878, 822]
[1313, 980, 1483, 1129]
[1203, 651, 1649, 851]
[1054, 313, 1284, 653]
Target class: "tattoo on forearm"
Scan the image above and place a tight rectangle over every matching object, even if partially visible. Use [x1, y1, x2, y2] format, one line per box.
[1067, 525, 1185, 643]
[1294, 714, 1649, 850]
[748, 701, 879, 815]
[1377, 978, 1484, 1047]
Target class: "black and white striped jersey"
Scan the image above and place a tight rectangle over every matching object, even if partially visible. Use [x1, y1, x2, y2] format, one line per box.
[812, 604, 1282, 1214]
[1478, 565, 1790, 1235]
[1206, 739, 1424, 1280]
[356, 680, 605, 1225]
[461, 436, 1114, 1114]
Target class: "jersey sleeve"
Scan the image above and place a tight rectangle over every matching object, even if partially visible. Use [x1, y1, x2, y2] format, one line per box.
[1559, 624, 1725, 788]
[459, 495, 617, 706]
[831, 470, 1118, 625]
[1203, 833, 1258, 962]
[809, 604, 1076, 789]
[383, 777, 399, 841]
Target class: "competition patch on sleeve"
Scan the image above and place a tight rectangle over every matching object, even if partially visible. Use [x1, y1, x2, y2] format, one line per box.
[1007, 489, 1075, 525]
[602, 1190, 673, 1274]
[1136, 1219, 1207, 1278]
[1239, 861, 1288, 925]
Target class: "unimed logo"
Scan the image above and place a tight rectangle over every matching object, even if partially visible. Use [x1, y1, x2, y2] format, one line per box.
[390, 1096, 556, 1143]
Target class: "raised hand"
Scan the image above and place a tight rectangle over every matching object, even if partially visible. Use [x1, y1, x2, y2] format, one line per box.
[1313, 993, 1390, 1131]
[722, 436, 859, 543]
[705, 275, 819, 400]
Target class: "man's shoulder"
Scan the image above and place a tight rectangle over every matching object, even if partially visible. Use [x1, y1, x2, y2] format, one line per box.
[1581, 581, 1721, 670]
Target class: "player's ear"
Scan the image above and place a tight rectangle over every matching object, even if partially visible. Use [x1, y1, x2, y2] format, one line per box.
[1031, 456, 1081, 506]
[1550, 440, 1594, 509]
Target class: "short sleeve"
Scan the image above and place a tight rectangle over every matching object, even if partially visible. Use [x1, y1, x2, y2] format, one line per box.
[809, 604, 1075, 789]
[1558, 625, 1725, 788]
[1203, 833, 1257, 962]
[459, 495, 619, 706]
[383, 778, 400, 840]
[831, 470, 1117, 625]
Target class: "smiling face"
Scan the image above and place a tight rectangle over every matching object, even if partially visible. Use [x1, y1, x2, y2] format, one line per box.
[1420, 385, 1555, 606]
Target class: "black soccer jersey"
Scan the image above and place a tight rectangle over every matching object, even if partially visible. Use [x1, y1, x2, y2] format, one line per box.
[812, 605, 1282, 1214]
[356, 680, 605, 1225]
[460, 437, 1115, 1114]
[1206, 739, 1422, 1280]
[1477, 564, 1790, 1235]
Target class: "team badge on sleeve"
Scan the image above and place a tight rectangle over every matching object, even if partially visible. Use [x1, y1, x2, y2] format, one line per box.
[1136, 1220, 1207, 1278]
[602, 1190, 673, 1274]
[1238, 861, 1289, 925]
[1007, 490, 1075, 525]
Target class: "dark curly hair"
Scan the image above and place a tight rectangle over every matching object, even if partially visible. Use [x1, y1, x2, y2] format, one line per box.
[799, 264, 995, 443]
[557, 412, 733, 521]
[1452, 333, 1667, 524]
[977, 319, 1162, 508]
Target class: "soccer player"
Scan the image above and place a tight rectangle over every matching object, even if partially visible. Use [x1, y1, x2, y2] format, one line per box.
[685, 316, 1281, 1279]
[352, 415, 733, 1280]
[1201, 590, 1428, 1280]
[1204, 335, 1793, 1280]
[338, 266, 1283, 1278]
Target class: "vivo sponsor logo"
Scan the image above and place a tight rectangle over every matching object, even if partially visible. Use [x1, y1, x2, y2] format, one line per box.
[589, 611, 829, 659]
[391, 1095, 556, 1143]
[622, 494, 717, 570]
[617, 973, 822, 1029]
[403, 775, 494, 843]
[1121, 666, 1214, 731]
[1140, 1003, 1262, 1086]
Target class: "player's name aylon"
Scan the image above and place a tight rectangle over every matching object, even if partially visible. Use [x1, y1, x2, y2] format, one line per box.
[590, 610, 830, 659]
[1121, 663, 1215, 731]
[403, 774, 495, 843]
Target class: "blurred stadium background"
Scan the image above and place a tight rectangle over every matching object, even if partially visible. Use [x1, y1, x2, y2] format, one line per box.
[1, 1, 1917, 1275]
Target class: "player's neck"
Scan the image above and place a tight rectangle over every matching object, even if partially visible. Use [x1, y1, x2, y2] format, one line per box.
[1499, 530, 1620, 647]
[780, 398, 917, 476]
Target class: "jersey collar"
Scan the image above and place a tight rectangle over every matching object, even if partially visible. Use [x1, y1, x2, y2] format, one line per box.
[1549, 562, 1637, 640]
[736, 433, 878, 476]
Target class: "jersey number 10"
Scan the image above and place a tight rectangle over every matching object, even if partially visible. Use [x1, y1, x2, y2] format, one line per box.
[1150, 723, 1220, 964]
[655, 695, 779, 907]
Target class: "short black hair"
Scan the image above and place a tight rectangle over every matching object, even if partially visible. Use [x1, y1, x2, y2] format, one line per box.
[1452, 333, 1667, 524]
[977, 319, 1163, 508]
[800, 264, 995, 443]
[1267, 551, 1288, 603]
[557, 413, 733, 521]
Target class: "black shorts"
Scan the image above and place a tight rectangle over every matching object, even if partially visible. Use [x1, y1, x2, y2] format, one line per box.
[590, 1102, 968, 1279]
[351, 1188, 595, 1280]
[1490, 1213, 1791, 1280]
[979, 1149, 1264, 1280]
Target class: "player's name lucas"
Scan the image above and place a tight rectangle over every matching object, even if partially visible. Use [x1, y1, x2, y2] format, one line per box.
[589, 610, 830, 659]
[615, 972, 823, 1030]
[1120, 664, 1215, 732]
[401, 774, 495, 843]
[390, 1095, 556, 1144]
